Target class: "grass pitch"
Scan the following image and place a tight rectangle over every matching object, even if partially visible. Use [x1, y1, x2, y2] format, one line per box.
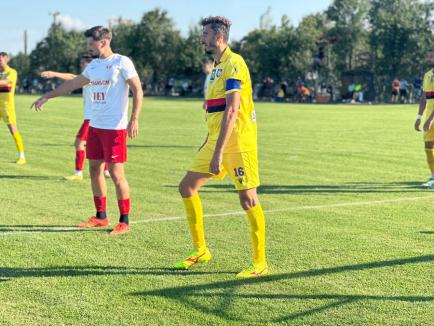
[0, 95, 433, 325]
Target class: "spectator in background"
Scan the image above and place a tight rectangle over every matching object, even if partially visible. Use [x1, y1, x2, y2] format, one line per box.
[296, 84, 311, 103]
[347, 82, 355, 102]
[413, 76, 422, 103]
[400, 78, 409, 103]
[326, 84, 334, 102]
[354, 82, 363, 102]
[274, 83, 285, 102]
[165, 77, 175, 96]
[391, 78, 400, 103]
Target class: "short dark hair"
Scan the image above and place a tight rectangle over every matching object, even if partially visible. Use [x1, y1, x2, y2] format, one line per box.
[80, 54, 95, 63]
[84, 26, 112, 41]
[0, 52, 8, 57]
[201, 16, 231, 42]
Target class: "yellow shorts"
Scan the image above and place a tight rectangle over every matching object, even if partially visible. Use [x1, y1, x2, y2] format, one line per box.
[190, 143, 260, 190]
[0, 107, 16, 125]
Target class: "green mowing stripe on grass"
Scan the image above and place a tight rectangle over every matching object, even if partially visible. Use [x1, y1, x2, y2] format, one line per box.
[0, 95, 432, 325]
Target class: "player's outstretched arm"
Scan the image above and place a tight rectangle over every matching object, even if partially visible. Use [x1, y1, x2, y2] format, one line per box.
[31, 74, 90, 111]
[41, 71, 77, 81]
[126, 76, 143, 139]
[415, 92, 426, 132]
[209, 91, 240, 175]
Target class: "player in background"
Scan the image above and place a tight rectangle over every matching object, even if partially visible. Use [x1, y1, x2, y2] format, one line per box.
[175, 16, 269, 278]
[41, 54, 110, 181]
[0, 52, 26, 164]
[416, 48, 434, 188]
[32, 26, 143, 235]
[202, 60, 213, 110]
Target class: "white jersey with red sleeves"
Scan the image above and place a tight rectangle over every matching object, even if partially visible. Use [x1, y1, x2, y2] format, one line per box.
[82, 53, 138, 130]
[82, 83, 92, 120]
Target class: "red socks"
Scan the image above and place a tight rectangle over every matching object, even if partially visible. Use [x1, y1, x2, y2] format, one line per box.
[75, 150, 85, 171]
[118, 199, 130, 224]
[94, 196, 107, 219]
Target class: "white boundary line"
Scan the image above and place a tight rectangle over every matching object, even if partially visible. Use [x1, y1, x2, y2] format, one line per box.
[1, 194, 433, 236]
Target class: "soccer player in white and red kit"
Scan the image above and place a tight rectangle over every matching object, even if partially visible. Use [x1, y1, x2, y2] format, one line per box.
[41, 54, 110, 181]
[32, 26, 143, 235]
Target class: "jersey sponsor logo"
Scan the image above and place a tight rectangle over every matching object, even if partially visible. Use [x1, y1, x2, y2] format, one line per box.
[91, 80, 110, 86]
[216, 69, 223, 78]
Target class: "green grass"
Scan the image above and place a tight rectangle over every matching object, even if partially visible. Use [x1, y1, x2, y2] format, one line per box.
[0, 95, 433, 325]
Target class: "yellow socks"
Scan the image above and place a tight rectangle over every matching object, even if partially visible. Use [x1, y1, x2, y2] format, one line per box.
[246, 204, 267, 267]
[12, 131, 25, 155]
[425, 148, 434, 173]
[182, 193, 206, 249]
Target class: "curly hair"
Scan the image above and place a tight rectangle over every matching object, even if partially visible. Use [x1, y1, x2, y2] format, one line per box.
[201, 16, 231, 41]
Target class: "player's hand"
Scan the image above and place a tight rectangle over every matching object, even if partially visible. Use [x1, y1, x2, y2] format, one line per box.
[423, 119, 433, 132]
[202, 101, 207, 111]
[127, 119, 139, 139]
[30, 96, 48, 111]
[209, 152, 222, 175]
[415, 118, 422, 131]
[40, 71, 54, 79]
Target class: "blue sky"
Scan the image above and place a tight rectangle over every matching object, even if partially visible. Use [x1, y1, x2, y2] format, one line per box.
[1, 0, 332, 55]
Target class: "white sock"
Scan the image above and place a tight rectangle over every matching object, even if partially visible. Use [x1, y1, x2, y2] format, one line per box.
[75, 170, 83, 176]
[19, 152, 25, 159]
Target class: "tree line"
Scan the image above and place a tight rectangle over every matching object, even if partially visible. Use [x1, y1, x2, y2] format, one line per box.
[8, 0, 434, 101]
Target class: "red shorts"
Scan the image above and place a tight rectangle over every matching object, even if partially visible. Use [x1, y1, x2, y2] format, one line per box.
[86, 127, 127, 163]
[76, 119, 90, 141]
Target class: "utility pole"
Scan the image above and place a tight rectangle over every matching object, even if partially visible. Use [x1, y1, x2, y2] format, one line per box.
[49, 11, 60, 24]
[24, 30, 28, 55]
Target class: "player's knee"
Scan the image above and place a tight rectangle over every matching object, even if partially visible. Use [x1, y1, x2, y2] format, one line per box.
[239, 196, 256, 210]
[178, 181, 189, 197]
[89, 164, 101, 176]
[425, 142, 434, 149]
[239, 189, 259, 210]
[179, 179, 195, 197]
[110, 171, 125, 185]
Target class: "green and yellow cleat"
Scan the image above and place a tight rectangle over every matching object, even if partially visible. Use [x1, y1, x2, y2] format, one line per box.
[174, 247, 212, 270]
[16, 157, 26, 165]
[236, 263, 269, 278]
[64, 174, 83, 181]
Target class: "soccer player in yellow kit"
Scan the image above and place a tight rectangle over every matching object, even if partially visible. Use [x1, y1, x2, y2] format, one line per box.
[416, 48, 434, 188]
[176, 16, 268, 278]
[0, 52, 25, 164]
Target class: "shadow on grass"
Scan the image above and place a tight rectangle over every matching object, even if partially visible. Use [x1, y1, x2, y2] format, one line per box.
[0, 175, 60, 180]
[418, 231, 434, 234]
[182, 181, 428, 194]
[0, 266, 233, 279]
[132, 254, 434, 322]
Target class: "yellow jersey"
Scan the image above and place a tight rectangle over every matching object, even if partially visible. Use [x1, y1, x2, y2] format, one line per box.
[423, 69, 434, 111]
[0, 65, 17, 110]
[205, 47, 256, 153]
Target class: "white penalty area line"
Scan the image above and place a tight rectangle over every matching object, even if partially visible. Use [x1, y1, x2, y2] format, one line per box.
[1, 194, 434, 237]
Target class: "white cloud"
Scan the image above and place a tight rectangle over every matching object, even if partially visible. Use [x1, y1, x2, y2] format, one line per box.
[57, 15, 88, 31]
